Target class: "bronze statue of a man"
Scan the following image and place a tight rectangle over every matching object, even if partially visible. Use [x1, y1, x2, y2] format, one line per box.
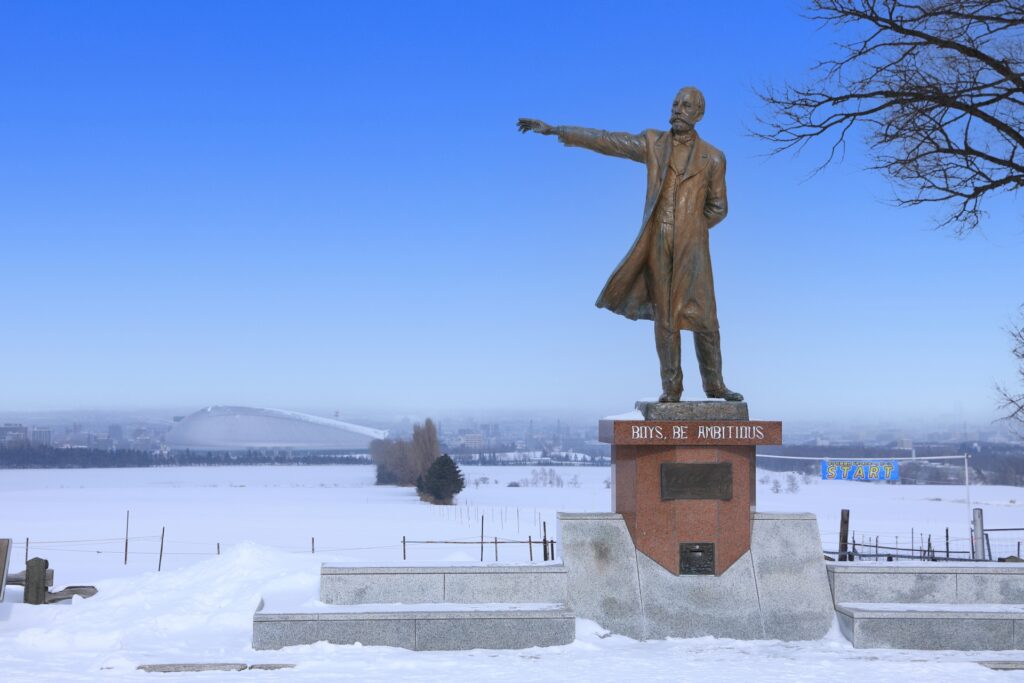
[519, 86, 743, 402]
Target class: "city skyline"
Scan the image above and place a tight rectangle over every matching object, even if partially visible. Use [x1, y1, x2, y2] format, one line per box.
[2, 1, 1022, 424]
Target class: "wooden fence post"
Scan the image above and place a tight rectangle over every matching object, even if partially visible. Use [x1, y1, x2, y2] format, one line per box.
[158, 527, 165, 572]
[838, 509, 850, 561]
[402, 536, 406, 561]
[24, 557, 48, 605]
[124, 510, 130, 566]
[528, 535, 533, 561]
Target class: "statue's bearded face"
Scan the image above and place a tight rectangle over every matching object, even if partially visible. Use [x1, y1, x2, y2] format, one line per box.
[670, 88, 705, 133]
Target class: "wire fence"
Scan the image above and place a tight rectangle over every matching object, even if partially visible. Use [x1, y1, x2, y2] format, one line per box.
[823, 526, 1023, 562]
[9, 506, 563, 571]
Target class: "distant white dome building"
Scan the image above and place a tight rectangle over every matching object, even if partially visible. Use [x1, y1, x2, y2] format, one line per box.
[166, 406, 387, 451]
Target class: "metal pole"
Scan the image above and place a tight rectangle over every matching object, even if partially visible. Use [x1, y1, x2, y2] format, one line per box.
[964, 455, 973, 542]
[480, 516, 484, 562]
[972, 507, 985, 560]
[124, 510, 130, 565]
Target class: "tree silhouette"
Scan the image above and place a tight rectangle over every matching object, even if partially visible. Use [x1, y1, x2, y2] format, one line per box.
[417, 454, 465, 505]
[755, 0, 1024, 234]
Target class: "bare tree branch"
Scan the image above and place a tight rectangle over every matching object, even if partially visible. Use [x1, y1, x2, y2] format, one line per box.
[754, 0, 1024, 233]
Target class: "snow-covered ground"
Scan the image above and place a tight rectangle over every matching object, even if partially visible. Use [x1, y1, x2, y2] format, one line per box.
[2, 464, 1023, 681]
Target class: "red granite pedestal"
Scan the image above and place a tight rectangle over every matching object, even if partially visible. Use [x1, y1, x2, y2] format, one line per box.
[599, 403, 781, 576]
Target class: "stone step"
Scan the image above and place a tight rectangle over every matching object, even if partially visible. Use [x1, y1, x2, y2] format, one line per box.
[253, 600, 575, 651]
[836, 602, 1024, 650]
[320, 562, 568, 605]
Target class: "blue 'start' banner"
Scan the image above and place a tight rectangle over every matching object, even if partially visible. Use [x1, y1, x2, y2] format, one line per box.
[820, 459, 900, 481]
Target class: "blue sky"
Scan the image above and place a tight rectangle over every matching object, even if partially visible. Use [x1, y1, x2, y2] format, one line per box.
[1, 1, 1021, 423]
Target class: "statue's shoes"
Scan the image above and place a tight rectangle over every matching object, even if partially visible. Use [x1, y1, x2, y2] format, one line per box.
[658, 392, 681, 403]
[706, 388, 744, 402]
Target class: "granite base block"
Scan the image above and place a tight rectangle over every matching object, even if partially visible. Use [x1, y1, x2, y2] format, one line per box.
[750, 513, 834, 640]
[636, 549, 763, 640]
[558, 511, 833, 642]
[556, 513, 645, 640]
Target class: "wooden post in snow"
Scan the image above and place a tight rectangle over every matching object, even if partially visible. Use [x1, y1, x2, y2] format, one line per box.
[838, 509, 850, 562]
[124, 510, 130, 566]
[157, 527, 165, 572]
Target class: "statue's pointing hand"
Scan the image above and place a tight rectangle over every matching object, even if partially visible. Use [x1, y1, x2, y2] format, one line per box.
[517, 118, 554, 135]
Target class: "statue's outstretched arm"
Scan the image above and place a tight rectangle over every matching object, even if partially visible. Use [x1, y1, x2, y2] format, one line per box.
[517, 119, 645, 163]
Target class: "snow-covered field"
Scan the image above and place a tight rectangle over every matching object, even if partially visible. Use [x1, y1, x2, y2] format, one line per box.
[2, 464, 1023, 681]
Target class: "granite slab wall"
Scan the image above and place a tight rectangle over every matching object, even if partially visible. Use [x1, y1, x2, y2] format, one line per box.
[826, 563, 1024, 605]
[320, 564, 568, 605]
[253, 605, 574, 651]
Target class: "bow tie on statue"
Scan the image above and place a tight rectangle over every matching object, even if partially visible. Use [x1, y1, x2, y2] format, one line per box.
[672, 130, 696, 146]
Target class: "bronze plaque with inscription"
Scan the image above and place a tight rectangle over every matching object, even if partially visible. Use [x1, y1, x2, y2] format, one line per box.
[660, 463, 732, 501]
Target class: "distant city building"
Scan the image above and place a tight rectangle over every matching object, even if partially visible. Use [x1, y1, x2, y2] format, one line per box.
[0, 423, 29, 445]
[92, 436, 115, 451]
[460, 432, 484, 449]
[30, 427, 52, 446]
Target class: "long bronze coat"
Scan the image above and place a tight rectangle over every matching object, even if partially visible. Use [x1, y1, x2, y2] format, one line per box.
[555, 127, 728, 332]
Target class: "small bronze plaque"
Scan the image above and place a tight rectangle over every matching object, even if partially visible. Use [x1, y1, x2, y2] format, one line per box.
[660, 463, 732, 501]
[679, 542, 715, 575]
